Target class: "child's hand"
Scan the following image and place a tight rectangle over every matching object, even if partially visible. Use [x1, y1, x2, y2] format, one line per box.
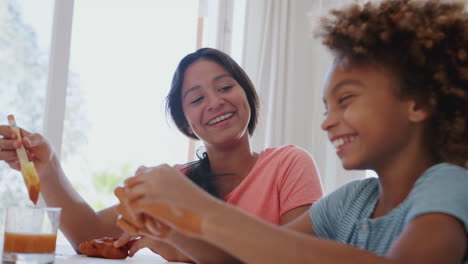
[115, 186, 171, 240]
[127, 236, 193, 262]
[124, 164, 220, 237]
[0, 125, 55, 175]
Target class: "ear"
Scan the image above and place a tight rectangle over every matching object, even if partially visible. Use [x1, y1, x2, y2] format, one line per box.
[407, 100, 430, 123]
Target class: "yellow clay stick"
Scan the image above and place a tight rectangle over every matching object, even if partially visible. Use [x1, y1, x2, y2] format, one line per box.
[7, 115, 40, 205]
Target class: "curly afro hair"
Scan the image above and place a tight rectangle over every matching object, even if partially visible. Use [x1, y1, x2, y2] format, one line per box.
[317, 0, 468, 168]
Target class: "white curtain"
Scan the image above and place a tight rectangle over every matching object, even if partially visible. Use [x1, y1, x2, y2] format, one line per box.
[241, 0, 365, 194]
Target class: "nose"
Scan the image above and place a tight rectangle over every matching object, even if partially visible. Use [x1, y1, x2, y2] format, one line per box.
[207, 92, 224, 111]
[321, 109, 339, 131]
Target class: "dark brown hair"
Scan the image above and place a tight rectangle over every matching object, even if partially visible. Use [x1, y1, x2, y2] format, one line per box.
[318, 0, 468, 168]
[166, 48, 260, 197]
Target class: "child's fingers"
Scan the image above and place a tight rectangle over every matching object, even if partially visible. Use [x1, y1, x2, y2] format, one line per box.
[114, 188, 145, 228]
[128, 238, 146, 257]
[115, 204, 137, 225]
[114, 186, 126, 201]
[134, 203, 203, 237]
[144, 216, 171, 239]
[113, 232, 133, 248]
[135, 165, 149, 175]
[124, 175, 145, 188]
[125, 190, 146, 202]
[116, 215, 139, 235]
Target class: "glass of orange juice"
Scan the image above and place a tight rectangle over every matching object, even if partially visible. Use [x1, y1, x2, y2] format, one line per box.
[2, 207, 61, 264]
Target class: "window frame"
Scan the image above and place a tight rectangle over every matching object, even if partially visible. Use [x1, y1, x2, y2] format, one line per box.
[43, 0, 240, 161]
[42, 0, 74, 158]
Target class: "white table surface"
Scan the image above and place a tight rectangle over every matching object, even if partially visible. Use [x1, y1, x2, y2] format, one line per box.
[54, 242, 190, 264]
[0, 241, 189, 264]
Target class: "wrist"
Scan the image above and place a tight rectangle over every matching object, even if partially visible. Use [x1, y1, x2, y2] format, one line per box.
[40, 154, 63, 180]
[201, 199, 230, 239]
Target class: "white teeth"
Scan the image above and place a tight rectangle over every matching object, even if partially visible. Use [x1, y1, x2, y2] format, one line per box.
[207, 112, 234, 125]
[332, 136, 356, 149]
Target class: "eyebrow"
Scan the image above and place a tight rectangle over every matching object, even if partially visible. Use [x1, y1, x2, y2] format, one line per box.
[182, 73, 233, 99]
[183, 86, 201, 99]
[322, 79, 364, 104]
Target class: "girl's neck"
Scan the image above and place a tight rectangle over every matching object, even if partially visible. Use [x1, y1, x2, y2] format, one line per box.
[372, 141, 436, 218]
[205, 136, 258, 179]
[204, 136, 259, 198]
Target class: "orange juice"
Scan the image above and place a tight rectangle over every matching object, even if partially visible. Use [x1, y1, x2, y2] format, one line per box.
[3, 232, 57, 254]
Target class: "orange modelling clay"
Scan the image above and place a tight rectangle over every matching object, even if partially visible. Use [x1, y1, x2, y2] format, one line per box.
[78, 237, 130, 259]
[143, 217, 171, 239]
[7, 115, 40, 205]
[137, 202, 202, 235]
[114, 187, 144, 228]
[114, 187, 170, 239]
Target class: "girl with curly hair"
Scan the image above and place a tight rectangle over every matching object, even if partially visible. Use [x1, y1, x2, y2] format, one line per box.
[116, 0, 468, 263]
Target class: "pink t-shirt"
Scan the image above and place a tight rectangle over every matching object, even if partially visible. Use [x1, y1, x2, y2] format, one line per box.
[176, 145, 322, 225]
[224, 145, 322, 225]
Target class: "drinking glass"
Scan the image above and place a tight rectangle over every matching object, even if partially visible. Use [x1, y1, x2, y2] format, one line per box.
[2, 207, 61, 264]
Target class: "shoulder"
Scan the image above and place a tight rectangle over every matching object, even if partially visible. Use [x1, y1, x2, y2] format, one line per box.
[407, 163, 468, 231]
[261, 145, 315, 163]
[410, 163, 468, 198]
[416, 162, 467, 184]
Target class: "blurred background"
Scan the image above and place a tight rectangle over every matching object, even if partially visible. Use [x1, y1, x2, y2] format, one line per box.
[0, 0, 375, 228]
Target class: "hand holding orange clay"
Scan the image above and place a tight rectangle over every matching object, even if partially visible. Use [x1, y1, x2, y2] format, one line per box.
[114, 187, 145, 232]
[114, 186, 171, 241]
[122, 164, 216, 238]
[7, 115, 40, 205]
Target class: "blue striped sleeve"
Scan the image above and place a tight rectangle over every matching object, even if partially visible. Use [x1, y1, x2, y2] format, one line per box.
[310, 179, 375, 239]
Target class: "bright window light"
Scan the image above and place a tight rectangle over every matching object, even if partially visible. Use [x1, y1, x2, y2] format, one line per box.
[62, 0, 199, 210]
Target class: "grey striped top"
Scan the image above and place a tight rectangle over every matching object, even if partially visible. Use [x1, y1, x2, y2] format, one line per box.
[310, 163, 468, 263]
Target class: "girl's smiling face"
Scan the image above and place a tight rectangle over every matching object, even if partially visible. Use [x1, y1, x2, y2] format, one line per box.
[321, 63, 426, 171]
[181, 59, 251, 148]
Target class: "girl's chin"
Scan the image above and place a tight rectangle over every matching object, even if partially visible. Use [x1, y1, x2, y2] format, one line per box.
[340, 159, 362, 171]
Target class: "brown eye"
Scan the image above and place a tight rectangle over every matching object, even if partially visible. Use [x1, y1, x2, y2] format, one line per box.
[191, 97, 203, 104]
[219, 86, 233, 92]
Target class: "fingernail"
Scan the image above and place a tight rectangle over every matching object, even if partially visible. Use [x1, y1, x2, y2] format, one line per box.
[12, 141, 19, 148]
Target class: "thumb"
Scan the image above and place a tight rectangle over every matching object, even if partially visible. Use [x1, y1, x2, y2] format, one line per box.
[128, 238, 147, 257]
[113, 233, 133, 248]
[22, 133, 45, 149]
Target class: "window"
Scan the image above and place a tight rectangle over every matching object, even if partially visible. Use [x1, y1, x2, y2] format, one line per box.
[0, 0, 54, 206]
[62, 0, 199, 209]
[0, 0, 239, 209]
